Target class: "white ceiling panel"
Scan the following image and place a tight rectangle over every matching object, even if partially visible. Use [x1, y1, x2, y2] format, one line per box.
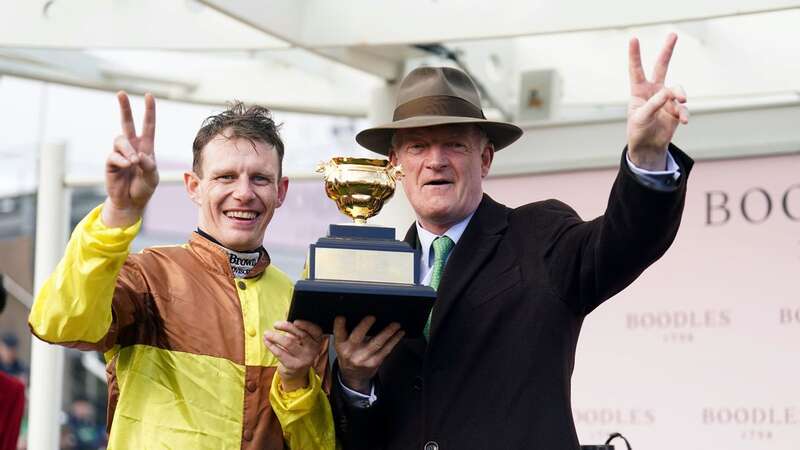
[0, 0, 288, 49]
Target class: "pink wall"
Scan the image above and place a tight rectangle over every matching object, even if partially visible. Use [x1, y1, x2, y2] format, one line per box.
[485, 152, 800, 449]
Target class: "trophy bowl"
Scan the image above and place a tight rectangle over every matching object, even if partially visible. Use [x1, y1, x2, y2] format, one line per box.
[317, 157, 403, 224]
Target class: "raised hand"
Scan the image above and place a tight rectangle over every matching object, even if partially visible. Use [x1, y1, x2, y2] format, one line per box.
[333, 316, 404, 394]
[627, 33, 689, 170]
[263, 320, 326, 392]
[101, 92, 158, 228]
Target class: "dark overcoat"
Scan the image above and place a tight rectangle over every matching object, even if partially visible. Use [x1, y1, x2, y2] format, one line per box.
[332, 147, 693, 450]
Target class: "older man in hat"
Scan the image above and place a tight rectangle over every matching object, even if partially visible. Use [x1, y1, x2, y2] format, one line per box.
[330, 34, 691, 449]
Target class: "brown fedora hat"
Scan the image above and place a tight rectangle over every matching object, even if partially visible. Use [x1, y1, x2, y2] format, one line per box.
[356, 66, 523, 155]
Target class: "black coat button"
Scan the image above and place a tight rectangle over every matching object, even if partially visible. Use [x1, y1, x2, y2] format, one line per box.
[424, 441, 439, 450]
[412, 376, 423, 391]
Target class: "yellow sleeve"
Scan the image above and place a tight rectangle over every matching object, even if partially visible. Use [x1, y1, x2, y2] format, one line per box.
[28, 204, 142, 350]
[270, 368, 338, 450]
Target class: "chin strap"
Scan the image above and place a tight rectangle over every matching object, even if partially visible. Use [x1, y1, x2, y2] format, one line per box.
[605, 432, 632, 450]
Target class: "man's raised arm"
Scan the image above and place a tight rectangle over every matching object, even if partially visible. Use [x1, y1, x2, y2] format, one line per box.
[29, 93, 159, 351]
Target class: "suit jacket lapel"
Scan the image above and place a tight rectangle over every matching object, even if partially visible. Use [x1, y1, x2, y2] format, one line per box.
[404, 194, 509, 346]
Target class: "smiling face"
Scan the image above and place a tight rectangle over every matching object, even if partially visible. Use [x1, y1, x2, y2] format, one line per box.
[184, 133, 288, 251]
[389, 124, 493, 235]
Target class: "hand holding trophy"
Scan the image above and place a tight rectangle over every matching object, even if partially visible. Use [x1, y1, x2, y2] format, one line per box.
[287, 157, 436, 337]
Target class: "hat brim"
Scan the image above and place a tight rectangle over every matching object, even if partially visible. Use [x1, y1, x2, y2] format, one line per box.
[356, 115, 523, 156]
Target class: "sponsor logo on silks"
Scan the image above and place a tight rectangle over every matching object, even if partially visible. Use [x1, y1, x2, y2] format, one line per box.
[230, 253, 258, 267]
[228, 250, 260, 278]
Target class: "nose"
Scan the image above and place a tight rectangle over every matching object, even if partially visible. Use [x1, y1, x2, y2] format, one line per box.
[232, 178, 256, 202]
[424, 145, 448, 170]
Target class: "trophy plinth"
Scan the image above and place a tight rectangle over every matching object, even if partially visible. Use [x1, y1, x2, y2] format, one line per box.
[287, 157, 436, 336]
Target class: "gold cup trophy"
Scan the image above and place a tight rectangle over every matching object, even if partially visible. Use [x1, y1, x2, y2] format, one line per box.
[287, 158, 436, 336]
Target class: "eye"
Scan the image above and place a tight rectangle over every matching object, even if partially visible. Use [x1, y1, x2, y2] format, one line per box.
[406, 142, 426, 154]
[252, 175, 271, 185]
[446, 142, 468, 152]
[216, 174, 235, 181]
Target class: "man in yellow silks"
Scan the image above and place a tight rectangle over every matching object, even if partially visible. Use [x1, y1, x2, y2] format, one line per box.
[29, 93, 336, 449]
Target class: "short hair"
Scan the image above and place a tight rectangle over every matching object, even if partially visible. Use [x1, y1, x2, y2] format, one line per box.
[192, 101, 284, 177]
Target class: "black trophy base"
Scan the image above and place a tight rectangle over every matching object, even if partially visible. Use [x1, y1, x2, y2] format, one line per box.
[288, 279, 436, 337]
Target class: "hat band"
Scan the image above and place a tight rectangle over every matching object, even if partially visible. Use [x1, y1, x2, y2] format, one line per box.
[393, 95, 486, 122]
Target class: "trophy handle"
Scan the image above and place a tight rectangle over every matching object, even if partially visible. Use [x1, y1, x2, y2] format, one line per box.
[387, 163, 404, 181]
[316, 160, 335, 179]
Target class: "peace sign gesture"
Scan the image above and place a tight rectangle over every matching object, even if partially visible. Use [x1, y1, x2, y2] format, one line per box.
[626, 33, 689, 171]
[101, 92, 159, 228]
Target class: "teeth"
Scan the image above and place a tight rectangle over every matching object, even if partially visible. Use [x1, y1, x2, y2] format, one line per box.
[225, 211, 257, 219]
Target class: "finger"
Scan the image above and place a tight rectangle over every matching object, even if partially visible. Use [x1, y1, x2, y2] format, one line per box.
[263, 338, 298, 366]
[661, 86, 687, 121]
[670, 85, 687, 103]
[628, 37, 646, 85]
[369, 330, 405, 365]
[636, 87, 675, 122]
[333, 317, 348, 344]
[678, 104, 690, 125]
[651, 33, 678, 84]
[662, 98, 681, 119]
[141, 93, 156, 149]
[365, 322, 402, 352]
[117, 91, 137, 140]
[274, 321, 313, 344]
[113, 136, 139, 164]
[106, 151, 131, 171]
[349, 316, 377, 343]
[264, 330, 299, 353]
[138, 152, 157, 173]
[293, 320, 323, 341]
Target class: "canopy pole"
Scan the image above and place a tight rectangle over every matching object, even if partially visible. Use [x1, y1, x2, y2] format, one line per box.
[365, 81, 417, 236]
[28, 141, 69, 450]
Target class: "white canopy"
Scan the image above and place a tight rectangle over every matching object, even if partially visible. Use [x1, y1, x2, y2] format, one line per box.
[1, 0, 798, 117]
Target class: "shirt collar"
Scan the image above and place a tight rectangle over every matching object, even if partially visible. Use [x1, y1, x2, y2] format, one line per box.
[189, 231, 271, 279]
[416, 212, 475, 268]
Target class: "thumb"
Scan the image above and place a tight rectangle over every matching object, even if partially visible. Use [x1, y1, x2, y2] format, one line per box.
[634, 87, 674, 122]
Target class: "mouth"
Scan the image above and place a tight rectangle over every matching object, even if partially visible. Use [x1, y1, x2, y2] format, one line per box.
[224, 209, 261, 222]
[423, 179, 453, 188]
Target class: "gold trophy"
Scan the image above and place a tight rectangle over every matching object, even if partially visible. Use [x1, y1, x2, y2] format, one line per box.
[319, 157, 400, 225]
[287, 158, 436, 336]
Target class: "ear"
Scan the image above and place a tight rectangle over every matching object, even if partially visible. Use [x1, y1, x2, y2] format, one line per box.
[480, 144, 494, 178]
[388, 150, 410, 189]
[276, 176, 289, 208]
[184, 171, 202, 205]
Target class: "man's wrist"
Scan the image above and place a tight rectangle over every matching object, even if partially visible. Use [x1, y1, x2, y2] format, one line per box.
[279, 370, 311, 393]
[101, 199, 143, 229]
[627, 145, 669, 171]
[341, 373, 371, 395]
